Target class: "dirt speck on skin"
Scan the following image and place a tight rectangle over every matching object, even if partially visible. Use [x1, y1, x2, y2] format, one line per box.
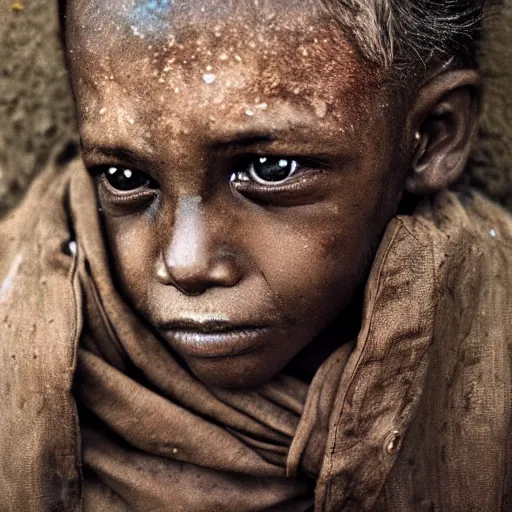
[0, 1, 511, 214]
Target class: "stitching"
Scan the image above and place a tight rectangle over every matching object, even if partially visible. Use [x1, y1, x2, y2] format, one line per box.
[325, 223, 403, 507]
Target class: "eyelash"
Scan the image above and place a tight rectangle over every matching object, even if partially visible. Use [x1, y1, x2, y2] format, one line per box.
[97, 171, 157, 206]
[92, 155, 327, 207]
[230, 156, 326, 191]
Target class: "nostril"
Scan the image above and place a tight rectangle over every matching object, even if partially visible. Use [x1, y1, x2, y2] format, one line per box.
[167, 265, 210, 296]
[209, 258, 242, 287]
[155, 261, 207, 295]
[155, 253, 240, 296]
[171, 280, 208, 297]
[155, 260, 173, 285]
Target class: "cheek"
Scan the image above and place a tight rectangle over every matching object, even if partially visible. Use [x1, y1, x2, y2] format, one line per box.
[248, 205, 378, 327]
[103, 215, 158, 309]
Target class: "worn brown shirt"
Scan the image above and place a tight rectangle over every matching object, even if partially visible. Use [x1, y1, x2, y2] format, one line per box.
[1, 162, 512, 511]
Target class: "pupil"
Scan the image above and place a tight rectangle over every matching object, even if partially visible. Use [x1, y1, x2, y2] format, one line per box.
[253, 157, 296, 183]
[105, 167, 148, 191]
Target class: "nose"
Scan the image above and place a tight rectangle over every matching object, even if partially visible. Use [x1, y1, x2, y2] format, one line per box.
[155, 196, 242, 296]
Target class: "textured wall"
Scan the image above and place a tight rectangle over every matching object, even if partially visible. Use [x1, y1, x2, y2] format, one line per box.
[0, 0, 511, 214]
[470, 1, 512, 210]
[0, 0, 78, 217]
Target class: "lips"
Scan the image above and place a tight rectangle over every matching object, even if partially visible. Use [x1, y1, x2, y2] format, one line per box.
[158, 318, 274, 359]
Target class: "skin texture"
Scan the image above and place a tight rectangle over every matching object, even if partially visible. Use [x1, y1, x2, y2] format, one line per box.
[66, 0, 480, 388]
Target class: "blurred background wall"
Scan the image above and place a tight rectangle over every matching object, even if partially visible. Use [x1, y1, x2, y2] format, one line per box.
[470, 1, 512, 209]
[0, 0, 77, 216]
[0, 0, 511, 216]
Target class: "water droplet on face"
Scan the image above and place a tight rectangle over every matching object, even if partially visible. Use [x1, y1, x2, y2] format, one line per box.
[130, 25, 145, 38]
[99, 107, 107, 115]
[490, 229, 497, 239]
[203, 73, 217, 84]
[311, 98, 327, 119]
[66, 241, 78, 257]
[245, 109, 255, 117]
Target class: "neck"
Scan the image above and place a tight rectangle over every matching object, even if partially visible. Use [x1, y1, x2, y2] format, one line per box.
[285, 291, 363, 383]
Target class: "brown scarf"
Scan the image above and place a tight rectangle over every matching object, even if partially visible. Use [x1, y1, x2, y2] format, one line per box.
[69, 167, 354, 511]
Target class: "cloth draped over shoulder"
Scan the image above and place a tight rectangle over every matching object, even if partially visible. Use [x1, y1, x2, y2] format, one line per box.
[1, 161, 512, 511]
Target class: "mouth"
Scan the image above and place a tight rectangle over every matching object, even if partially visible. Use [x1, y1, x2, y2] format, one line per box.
[158, 318, 274, 359]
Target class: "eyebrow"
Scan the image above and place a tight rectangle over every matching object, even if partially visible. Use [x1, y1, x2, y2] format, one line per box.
[81, 134, 280, 165]
[210, 116, 326, 148]
[83, 122, 317, 159]
[211, 130, 278, 148]
[81, 109, 346, 164]
[81, 144, 153, 167]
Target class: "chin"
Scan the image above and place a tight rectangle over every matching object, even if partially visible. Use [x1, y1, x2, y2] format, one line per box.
[186, 356, 280, 390]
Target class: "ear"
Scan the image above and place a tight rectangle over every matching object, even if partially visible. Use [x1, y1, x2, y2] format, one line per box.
[405, 70, 480, 195]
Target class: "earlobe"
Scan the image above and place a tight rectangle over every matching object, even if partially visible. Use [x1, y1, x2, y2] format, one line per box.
[405, 70, 480, 195]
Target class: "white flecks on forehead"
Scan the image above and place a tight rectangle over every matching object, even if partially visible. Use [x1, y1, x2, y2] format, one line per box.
[131, 25, 146, 39]
[0, 254, 23, 304]
[75, 0, 319, 48]
[129, 0, 174, 37]
[71, 0, 381, 152]
[311, 97, 328, 119]
[203, 73, 217, 84]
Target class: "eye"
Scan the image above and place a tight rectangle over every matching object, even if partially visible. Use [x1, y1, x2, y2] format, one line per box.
[233, 157, 300, 185]
[102, 166, 158, 191]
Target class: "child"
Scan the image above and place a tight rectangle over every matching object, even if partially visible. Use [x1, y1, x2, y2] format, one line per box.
[1, 0, 511, 510]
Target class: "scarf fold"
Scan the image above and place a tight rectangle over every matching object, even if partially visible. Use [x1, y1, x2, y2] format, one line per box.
[70, 167, 354, 511]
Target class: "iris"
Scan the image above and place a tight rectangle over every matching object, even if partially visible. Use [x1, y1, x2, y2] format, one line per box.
[248, 157, 299, 184]
[104, 167, 157, 191]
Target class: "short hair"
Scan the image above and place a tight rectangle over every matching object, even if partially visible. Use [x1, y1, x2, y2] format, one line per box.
[317, 0, 487, 75]
[58, 0, 487, 77]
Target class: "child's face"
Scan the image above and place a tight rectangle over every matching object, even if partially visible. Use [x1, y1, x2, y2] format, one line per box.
[68, 0, 411, 388]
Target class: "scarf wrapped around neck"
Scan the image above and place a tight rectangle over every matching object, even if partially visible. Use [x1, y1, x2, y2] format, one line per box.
[69, 167, 354, 511]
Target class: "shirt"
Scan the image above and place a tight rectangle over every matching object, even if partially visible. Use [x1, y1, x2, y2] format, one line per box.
[1, 161, 512, 511]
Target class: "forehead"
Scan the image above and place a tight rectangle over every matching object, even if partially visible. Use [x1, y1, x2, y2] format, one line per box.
[68, 0, 373, 87]
[67, 0, 385, 147]
[69, 0, 321, 34]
